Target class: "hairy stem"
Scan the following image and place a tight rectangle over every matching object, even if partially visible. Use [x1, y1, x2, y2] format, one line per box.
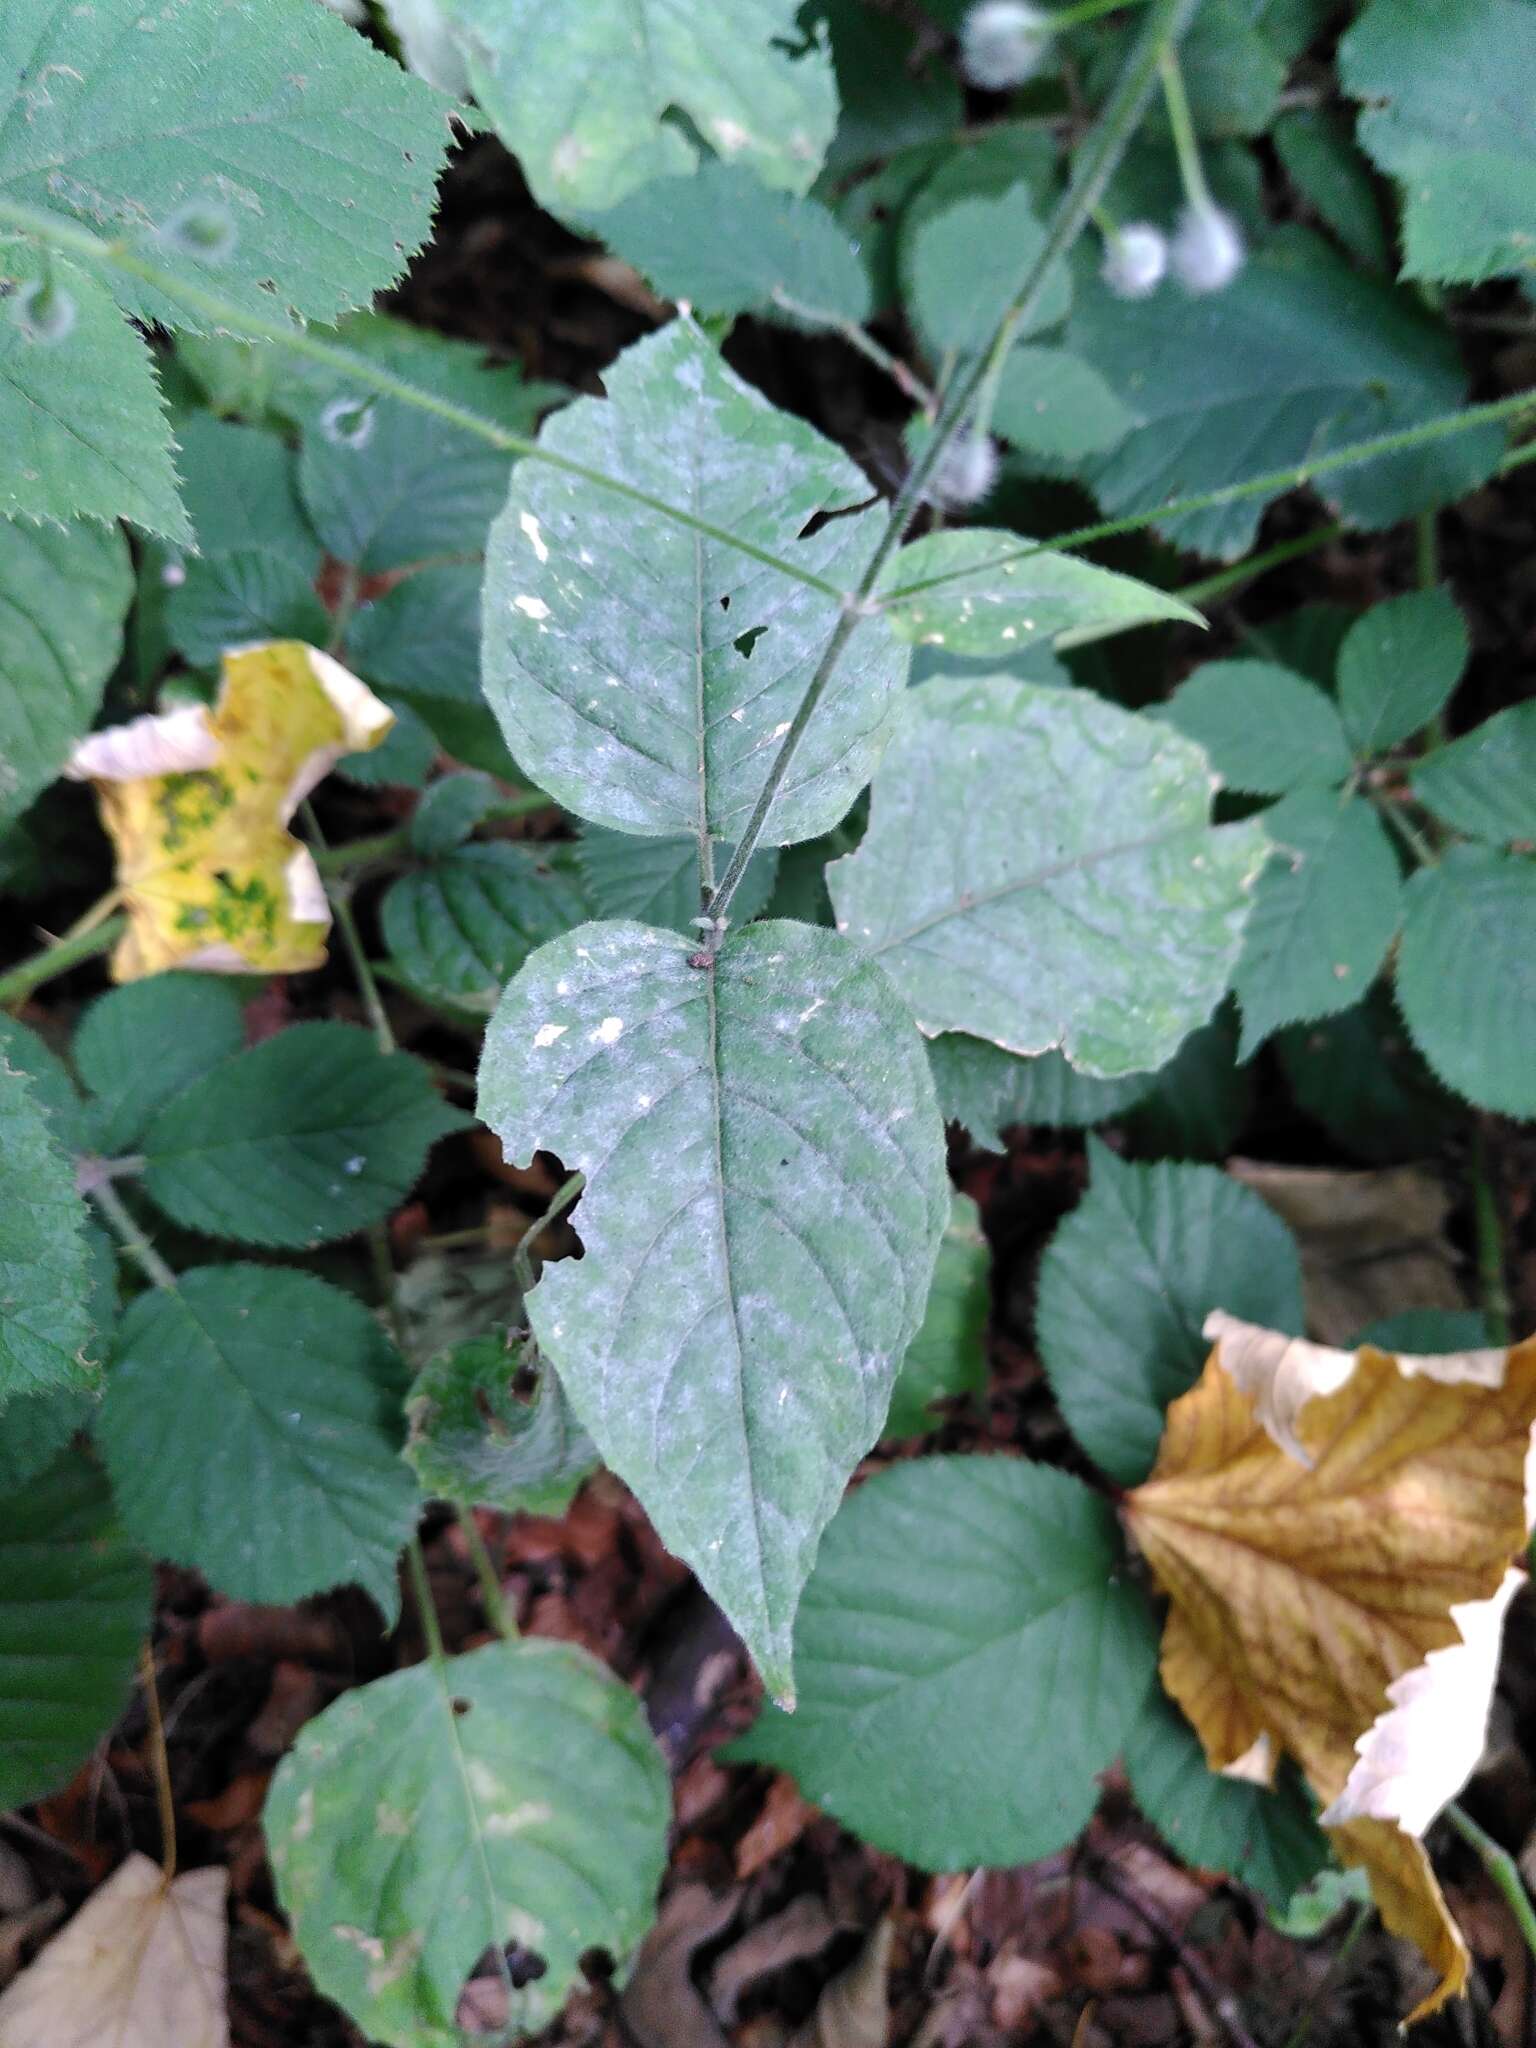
[1446, 1802, 1536, 1961]
[1159, 44, 1212, 212]
[90, 1178, 178, 1292]
[511, 1171, 587, 1299]
[457, 1505, 517, 1643]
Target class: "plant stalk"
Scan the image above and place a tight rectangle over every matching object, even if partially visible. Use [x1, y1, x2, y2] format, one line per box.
[456, 1506, 517, 1643]
[90, 1178, 178, 1292]
[1446, 1803, 1536, 1962]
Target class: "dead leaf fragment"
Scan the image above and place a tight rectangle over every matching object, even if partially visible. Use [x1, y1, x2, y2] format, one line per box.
[1125, 1312, 1536, 2021]
[66, 642, 392, 981]
[785, 1919, 893, 2048]
[0, 1851, 229, 2047]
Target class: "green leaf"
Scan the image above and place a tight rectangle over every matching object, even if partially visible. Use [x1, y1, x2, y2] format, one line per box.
[1269, 1866, 1373, 1938]
[1355, 1308, 1493, 1352]
[818, 0, 962, 178]
[725, 1456, 1159, 1868]
[1277, 989, 1459, 1164]
[0, 0, 449, 331]
[884, 1194, 989, 1439]
[481, 320, 907, 845]
[991, 346, 1136, 466]
[97, 1265, 419, 1617]
[1034, 1140, 1305, 1487]
[409, 773, 500, 857]
[592, 161, 871, 325]
[576, 825, 778, 935]
[0, 248, 186, 537]
[404, 1337, 597, 1513]
[1169, 0, 1287, 139]
[876, 532, 1201, 656]
[167, 548, 330, 665]
[348, 564, 518, 778]
[828, 677, 1268, 1077]
[1232, 791, 1403, 1055]
[440, 0, 837, 215]
[0, 518, 133, 830]
[1160, 659, 1352, 796]
[1069, 229, 1501, 561]
[1412, 701, 1536, 844]
[926, 1034, 1155, 1149]
[0, 1388, 94, 1493]
[478, 918, 949, 1698]
[1336, 587, 1468, 756]
[74, 975, 247, 1156]
[1395, 845, 1536, 1116]
[1272, 109, 1391, 272]
[267, 1637, 670, 2047]
[1340, 0, 1536, 286]
[0, 1059, 96, 1400]
[1121, 1007, 1252, 1163]
[0, 1450, 151, 1809]
[901, 181, 1069, 358]
[340, 700, 438, 790]
[381, 842, 589, 1010]
[0, 1012, 85, 1148]
[1123, 1689, 1329, 1907]
[295, 315, 561, 574]
[140, 1022, 466, 1250]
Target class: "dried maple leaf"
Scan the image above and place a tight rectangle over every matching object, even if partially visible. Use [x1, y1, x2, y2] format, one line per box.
[66, 642, 393, 980]
[1124, 1311, 1536, 2022]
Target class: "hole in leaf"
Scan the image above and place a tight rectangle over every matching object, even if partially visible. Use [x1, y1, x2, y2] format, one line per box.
[798, 495, 877, 541]
[451, 1696, 472, 1716]
[507, 1945, 549, 1989]
[579, 1947, 617, 1985]
[719, 593, 731, 612]
[734, 625, 768, 660]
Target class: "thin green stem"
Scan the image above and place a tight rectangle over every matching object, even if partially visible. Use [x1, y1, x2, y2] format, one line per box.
[0, 912, 123, 1008]
[707, 0, 1204, 932]
[770, 290, 935, 409]
[0, 193, 842, 602]
[1050, 0, 1149, 25]
[1173, 523, 1344, 609]
[1446, 1803, 1536, 1960]
[511, 1171, 587, 1298]
[1372, 790, 1440, 869]
[406, 1536, 448, 1667]
[1415, 509, 1439, 589]
[1471, 1123, 1512, 1346]
[90, 1178, 178, 1292]
[457, 1505, 517, 1642]
[1159, 45, 1212, 211]
[304, 803, 394, 1054]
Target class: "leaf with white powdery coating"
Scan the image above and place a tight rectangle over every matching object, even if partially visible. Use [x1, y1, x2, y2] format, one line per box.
[0, 519, 133, 830]
[577, 825, 778, 935]
[97, 1266, 419, 1618]
[725, 1457, 1159, 1868]
[478, 918, 950, 1698]
[828, 678, 1268, 1077]
[0, 1060, 96, 1401]
[481, 320, 908, 847]
[876, 531, 1201, 656]
[439, 0, 836, 216]
[265, 1637, 670, 2048]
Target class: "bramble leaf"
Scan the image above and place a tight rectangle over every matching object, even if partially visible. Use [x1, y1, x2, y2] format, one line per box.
[381, 842, 589, 1011]
[1335, 588, 1468, 756]
[828, 677, 1267, 1076]
[266, 1638, 670, 2047]
[1395, 845, 1536, 1116]
[73, 976, 246, 1155]
[1160, 659, 1351, 796]
[481, 320, 907, 846]
[97, 1266, 419, 1617]
[0, 1060, 96, 1400]
[926, 1033, 1155, 1147]
[404, 1338, 597, 1514]
[577, 825, 778, 935]
[1412, 700, 1536, 845]
[883, 1193, 989, 1440]
[478, 918, 949, 1698]
[727, 1457, 1159, 1867]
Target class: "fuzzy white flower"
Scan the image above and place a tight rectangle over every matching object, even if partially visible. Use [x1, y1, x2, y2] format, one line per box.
[1101, 222, 1168, 299]
[1171, 201, 1245, 294]
[959, 0, 1054, 90]
[926, 432, 1000, 509]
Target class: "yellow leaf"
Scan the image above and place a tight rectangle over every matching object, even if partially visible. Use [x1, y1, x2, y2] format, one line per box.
[1125, 1311, 1536, 2022]
[66, 642, 393, 981]
[0, 1851, 229, 2047]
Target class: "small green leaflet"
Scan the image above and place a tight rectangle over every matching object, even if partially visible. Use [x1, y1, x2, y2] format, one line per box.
[828, 677, 1268, 1077]
[0, 519, 133, 830]
[0, 1060, 96, 1401]
[577, 825, 778, 936]
[1272, 109, 1392, 273]
[0, 1388, 94, 1494]
[900, 180, 1070, 358]
[1340, 0, 1536, 286]
[404, 1338, 597, 1514]
[991, 346, 1137, 467]
[1395, 845, 1536, 1117]
[1335, 586, 1468, 756]
[926, 1035, 1155, 1148]
[1232, 790, 1403, 1055]
[591, 161, 871, 326]
[726, 1456, 1159, 1868]
[875, 531, 1201, 655]
[381, 843, 589, 1011]
[1413, 700, 1536, 844]
[1034, 1141, 1305, 1487]
[97, 1265, 420, 1618]
[1161, 659, 1352, 796]
[266, 1637, 670, 2048]
[439, 0, 837, 216]
[479, 918, 949, 1699]
[482, 320, 907, 846]
[348, 565, 518, 779]
[1124, 1689, 1329, 1907]
[73, 975, 246, 1156]
[140, 1022, 467, 1250]
[409, 773, 500, 857]
[1069, 229, 1501, 560]
[0, 1451, 152, 1811]
[884, 1193, 989, 1440]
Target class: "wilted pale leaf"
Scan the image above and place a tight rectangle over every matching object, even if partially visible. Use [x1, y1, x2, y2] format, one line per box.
[67, 642, 392, 980]
[0, 1851, 228, 2048]
[1125, 1312, 1536, 2020]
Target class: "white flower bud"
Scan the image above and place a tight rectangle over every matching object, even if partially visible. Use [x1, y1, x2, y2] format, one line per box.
[1171, 202, 1245, 294]
[926, 432, 1000, 510]
[1101, 222, 1168, 300]
[959, 0, 1054, 90]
